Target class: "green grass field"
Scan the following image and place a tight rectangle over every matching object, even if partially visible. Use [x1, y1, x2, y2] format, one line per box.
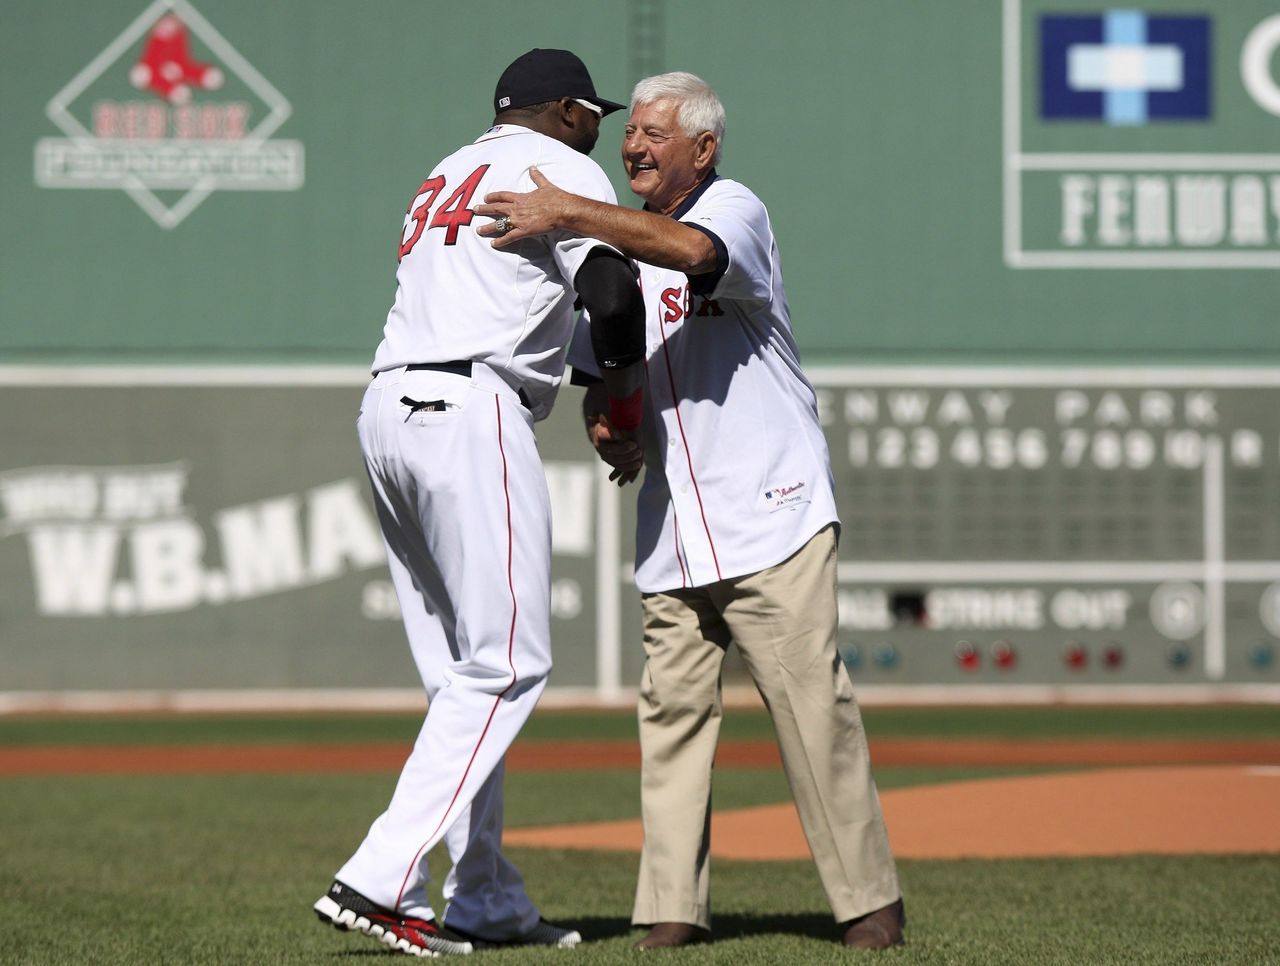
[2, 707, 1278, 964]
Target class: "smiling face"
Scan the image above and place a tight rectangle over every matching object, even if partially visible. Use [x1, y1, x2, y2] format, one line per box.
[621, 98, 716, 215]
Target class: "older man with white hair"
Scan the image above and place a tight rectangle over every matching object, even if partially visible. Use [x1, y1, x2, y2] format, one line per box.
[478, 71, 904, 952]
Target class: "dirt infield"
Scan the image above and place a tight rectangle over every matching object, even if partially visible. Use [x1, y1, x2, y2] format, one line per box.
[5, 739, 1278, 859]
[506, 765, 1280, 859]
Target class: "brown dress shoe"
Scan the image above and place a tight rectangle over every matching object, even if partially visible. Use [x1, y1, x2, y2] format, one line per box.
[841, 898, 905, 949]
[635, 922, 712, 950]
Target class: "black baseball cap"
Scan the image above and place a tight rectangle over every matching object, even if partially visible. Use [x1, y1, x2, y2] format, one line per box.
[493, 48, 626, 116]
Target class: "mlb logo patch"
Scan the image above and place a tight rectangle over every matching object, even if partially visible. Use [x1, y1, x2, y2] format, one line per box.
[1041, 10, 1211, 125]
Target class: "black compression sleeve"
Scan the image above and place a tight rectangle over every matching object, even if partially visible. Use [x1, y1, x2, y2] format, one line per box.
[574, 248, 646, 369]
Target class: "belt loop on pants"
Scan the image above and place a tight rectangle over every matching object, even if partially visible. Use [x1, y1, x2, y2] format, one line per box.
[404, 360, 532, 410]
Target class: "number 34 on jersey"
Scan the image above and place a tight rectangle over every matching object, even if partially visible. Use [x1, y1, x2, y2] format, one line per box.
[398, 164, 489, 260]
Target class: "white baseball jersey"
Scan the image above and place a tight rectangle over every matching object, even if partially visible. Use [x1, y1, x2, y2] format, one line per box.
[372, 124, 620, 421]
[573, 174, 838, 593]
[333, 123, 623, 938]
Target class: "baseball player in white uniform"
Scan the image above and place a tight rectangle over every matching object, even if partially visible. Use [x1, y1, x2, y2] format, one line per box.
[312, 49, 646, 958]
[477, 72, 905, 951]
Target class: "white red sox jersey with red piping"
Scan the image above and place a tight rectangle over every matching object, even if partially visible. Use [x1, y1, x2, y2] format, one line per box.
[373, 124, 621, 420]
[586, 174, 839, 594]
[331, 123, 624, 939]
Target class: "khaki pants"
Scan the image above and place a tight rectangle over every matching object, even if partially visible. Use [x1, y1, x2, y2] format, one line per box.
[631, 526, 900, 929]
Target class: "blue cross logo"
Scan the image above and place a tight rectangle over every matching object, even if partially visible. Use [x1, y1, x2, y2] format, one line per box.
[1041, 10, 1211, 125]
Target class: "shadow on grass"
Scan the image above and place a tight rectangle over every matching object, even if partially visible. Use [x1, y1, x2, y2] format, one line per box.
[698, 912, 839, 943]
[573, 916, 638, 942]
[330, 912, 840, 954]
[579, 911, 839, 943]
[329, 918, 637, 956]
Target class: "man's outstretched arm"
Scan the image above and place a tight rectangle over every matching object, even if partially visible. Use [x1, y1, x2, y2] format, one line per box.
[476, 167, 717, 275]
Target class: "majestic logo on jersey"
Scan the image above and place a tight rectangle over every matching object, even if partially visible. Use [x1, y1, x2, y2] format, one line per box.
[1004, 1, 1280, 268]
[33, 0, 304, 228]
[763, 480, 808, 511]
[764, 482, 805, 500]
[1040, 11, 1210, 126]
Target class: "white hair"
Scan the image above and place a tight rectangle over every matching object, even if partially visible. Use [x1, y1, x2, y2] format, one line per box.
[630, 71, 725, 166]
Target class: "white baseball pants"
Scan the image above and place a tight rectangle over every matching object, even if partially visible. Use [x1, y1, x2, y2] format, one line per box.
[335, 364, 551, 939]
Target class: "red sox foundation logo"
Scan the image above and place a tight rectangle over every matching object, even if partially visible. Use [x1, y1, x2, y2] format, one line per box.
[34, 0, 303, 228]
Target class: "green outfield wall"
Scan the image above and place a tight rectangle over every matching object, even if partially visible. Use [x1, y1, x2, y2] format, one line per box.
[5, 0, 1278, 360]
[2, 1, 1278, 705]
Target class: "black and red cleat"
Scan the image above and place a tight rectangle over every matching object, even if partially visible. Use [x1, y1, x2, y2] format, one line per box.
[314, 880, 474, 957]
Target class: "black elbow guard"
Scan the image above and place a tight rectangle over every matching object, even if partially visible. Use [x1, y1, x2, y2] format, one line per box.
[589, 287, 645, 368]
[576, 250, 646, 368]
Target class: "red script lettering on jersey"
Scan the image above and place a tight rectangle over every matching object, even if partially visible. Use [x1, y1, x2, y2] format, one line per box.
[660, 285, 722, 323]
[660, 285, 691, 324]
